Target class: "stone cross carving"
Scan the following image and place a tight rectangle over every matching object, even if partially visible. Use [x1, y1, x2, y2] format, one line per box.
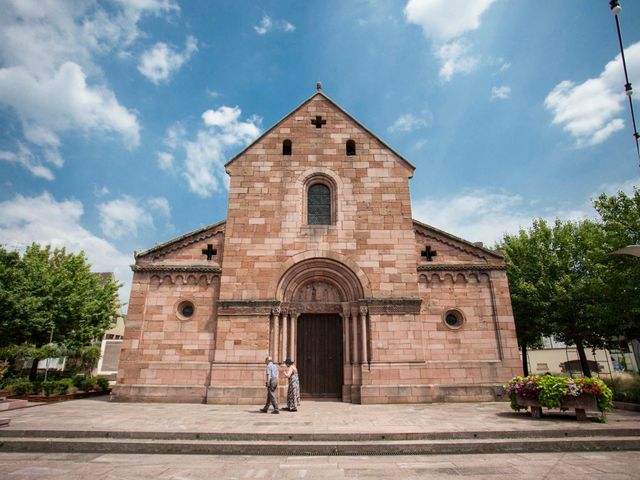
[311, 115, 326, 128]
[201, 244, 217, 261]
[421, 246, 437, 262]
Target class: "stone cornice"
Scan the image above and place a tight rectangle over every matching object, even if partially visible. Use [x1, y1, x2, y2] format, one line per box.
[217, 299, 280, 316]
[131, 264, 222, 274]
[417, 263, 507, 272]
[363, 297, 422, 314]
[216, 297, 423, 316]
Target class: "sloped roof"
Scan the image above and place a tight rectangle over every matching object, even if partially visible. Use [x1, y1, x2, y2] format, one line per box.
[412, 219, 504, 260]
[224, 91, 416, 174]
[135, 220, 226, 260]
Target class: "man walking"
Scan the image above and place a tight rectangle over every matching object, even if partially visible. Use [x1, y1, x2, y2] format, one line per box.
[260, 356, 279, 413]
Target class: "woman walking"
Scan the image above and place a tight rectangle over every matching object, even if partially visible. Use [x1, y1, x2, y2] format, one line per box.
[284, 357, 300, 412]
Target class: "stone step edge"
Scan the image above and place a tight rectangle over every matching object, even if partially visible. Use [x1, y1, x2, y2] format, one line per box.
[1, 437, 639, 456]
[1, 428, 638, 442]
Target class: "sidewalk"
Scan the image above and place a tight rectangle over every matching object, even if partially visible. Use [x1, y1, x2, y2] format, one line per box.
[2, 396, 639, 435]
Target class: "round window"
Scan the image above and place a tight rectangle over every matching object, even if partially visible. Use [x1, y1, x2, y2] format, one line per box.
[177, 301, 195, 319]
[443, 310, 464, 329]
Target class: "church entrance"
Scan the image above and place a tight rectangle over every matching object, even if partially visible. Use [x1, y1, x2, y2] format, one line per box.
[296, 314, 343, 398]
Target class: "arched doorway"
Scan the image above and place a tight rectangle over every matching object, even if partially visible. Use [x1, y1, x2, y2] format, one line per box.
[297, 313, 343, 397]
[274, 257, 366, 400]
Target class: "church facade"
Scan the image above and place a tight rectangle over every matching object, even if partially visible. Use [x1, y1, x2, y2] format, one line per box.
[114, 87, 521, 404]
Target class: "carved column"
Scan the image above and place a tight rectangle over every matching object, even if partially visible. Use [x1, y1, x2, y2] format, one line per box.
[359, 306, 368, 365]
[271, 306, 281, 361]
[342, 306, 351, 364]
[280, 309, 288, 362]
[351, 308, 359, 364]
[288, 309, 297, 362]
[269, 312, 275, 359]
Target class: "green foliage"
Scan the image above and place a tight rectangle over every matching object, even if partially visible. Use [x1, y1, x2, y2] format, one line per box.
[55, 378, 74, 395]
[582, 377, 613, 413]
[536, 376, 569, 409]
[95, 376, 110, 391]
[79, 376, 97, 392]
[6, 378, 33, 396]
[504, 375, 613, 414]
[499, 217, 616, 376]
[70, 345, 102, 375]
[42, 380, 56, 396]
[72, 375, 85, 389]
[0, 244, 121, 350]
[593, 189, 640, 343]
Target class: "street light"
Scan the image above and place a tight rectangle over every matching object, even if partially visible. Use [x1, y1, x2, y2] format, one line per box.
[609, 0, 640, 164]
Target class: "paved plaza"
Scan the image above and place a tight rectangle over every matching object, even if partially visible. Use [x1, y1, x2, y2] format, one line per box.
[1, 398, 640, 479]
[2, 451, 640, 479]
[2, 397, 640, 434]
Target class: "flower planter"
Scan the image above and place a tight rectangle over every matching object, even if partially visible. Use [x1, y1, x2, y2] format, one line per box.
[516, 393, 598, 421]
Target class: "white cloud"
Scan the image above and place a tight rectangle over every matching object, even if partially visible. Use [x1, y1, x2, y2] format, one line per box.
[544, 42, 640, 147]
[0, 192, 132, 306]
[254, 15, 296, 35]
[435, 39, 479, 81]
[404, 0, 496, 41]
[404, 0, 496, 82]
[157, 151, 175, 173]
[254, 15, 273, 35]
[163, 124, 187, 149]
[413, 188, 591, 247]
[388, 112, 432, 133]
[138, 36, 198, 84]
[0, 62, 140, 147]
[94, 185, 110, 197]
[490, 85, 511, 101]
[0, 0, 175, 178]
[98, 195, 156, 239]
[0, 144, 55, 180]
[147, 196, 171, 218]
[595, 177, 640, 198]
[161, 106, 262, 197]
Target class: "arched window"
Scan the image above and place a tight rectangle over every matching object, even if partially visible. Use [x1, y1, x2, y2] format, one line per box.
[283, 139, 292, 155]
[346, 139, 356, 156]
[307, 183, 331, 225]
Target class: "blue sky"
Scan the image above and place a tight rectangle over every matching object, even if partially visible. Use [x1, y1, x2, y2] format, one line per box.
[1, 0, 639, 307]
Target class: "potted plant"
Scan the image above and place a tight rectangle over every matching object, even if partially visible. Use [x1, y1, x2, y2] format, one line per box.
[504, 375, 613, 421]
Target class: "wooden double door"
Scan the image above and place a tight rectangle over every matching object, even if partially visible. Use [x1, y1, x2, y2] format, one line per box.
[296, 314, 343, 398]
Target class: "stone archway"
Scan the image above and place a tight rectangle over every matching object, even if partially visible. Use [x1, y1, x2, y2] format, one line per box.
[270, 257, 368, 401]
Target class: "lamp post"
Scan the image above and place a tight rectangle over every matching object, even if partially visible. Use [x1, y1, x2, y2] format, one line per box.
[609, 0, 640, 164]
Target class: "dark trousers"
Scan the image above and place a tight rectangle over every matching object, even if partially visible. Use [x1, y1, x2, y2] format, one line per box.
[264, 381, 279, 411]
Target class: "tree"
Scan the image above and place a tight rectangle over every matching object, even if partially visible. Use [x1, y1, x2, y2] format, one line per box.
[547, 219, 609, 377]
[499, 219, 555, 375]
[500, 218, 610, 377]
[0, 244, 120, 377]
[593, 188, 640, 346]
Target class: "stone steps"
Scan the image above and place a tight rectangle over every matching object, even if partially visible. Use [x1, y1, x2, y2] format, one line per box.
[1, 429, 639, 455]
